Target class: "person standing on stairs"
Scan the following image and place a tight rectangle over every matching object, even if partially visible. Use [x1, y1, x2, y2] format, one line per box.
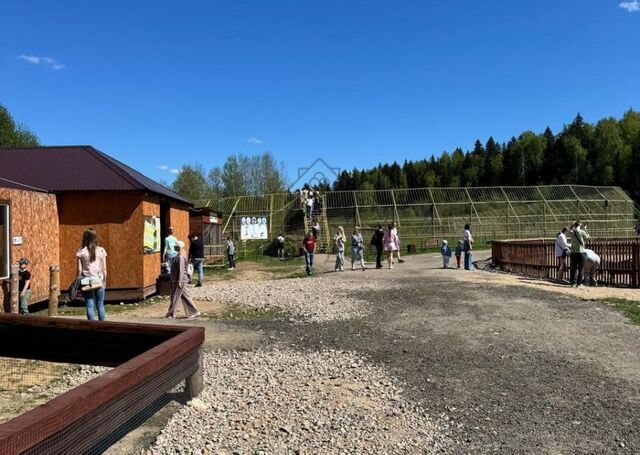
[305, 193, 314, 220]
[351, 226, 366, 271]
[312, 221, 321, 240]
[334, 226, 346, 272]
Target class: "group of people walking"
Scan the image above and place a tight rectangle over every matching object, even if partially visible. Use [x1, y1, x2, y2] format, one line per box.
[302, 222, 407, 275]
[299, 187, 322, 220]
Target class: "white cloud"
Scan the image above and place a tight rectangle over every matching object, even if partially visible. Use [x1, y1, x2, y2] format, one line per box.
[169, 168, 180, 174]
[247, 137, 262, 144]
[620, 1, 640, 12]
[158, 164, 169, 170]
[17, 54, 65, 70]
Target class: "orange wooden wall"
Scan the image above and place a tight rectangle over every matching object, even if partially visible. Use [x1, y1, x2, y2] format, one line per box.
[0, 188, 59, 304]
[169, 204, 190, 245]
[57, 191, 145, 291]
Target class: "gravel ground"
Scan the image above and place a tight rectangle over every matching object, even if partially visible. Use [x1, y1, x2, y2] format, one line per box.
[27, 364, 109, 398]
[150, 348, 451, 454]
[189, 271, 402, 323]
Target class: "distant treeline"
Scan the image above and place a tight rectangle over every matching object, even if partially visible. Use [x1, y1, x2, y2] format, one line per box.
[333, 111, 640, 203]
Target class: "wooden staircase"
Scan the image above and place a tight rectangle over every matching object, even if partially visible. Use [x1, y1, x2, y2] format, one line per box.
[303, 195, 332, 253]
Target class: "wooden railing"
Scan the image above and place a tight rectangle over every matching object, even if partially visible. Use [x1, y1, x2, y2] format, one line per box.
[0, 316, 204, 454]
[491, 237, 640, 287]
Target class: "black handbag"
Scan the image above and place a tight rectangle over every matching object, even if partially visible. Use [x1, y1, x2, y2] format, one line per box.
[68, 277, 81, 301]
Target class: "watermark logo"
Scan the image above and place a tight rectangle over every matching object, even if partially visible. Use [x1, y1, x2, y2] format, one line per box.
[288, 157, 340, 190]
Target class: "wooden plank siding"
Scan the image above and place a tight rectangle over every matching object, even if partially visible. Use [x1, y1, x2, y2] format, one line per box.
[491, 237, 640, 287]
[0, 188, 59, 306]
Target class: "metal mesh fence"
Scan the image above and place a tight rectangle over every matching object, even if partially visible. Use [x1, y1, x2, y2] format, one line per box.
[198, 185, 638, 252]
[0, 316, 204, 454]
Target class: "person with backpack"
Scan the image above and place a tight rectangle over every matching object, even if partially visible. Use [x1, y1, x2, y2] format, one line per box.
[569, 221, 590, 288]
[334, 226, 346, 272]
[351, 226, 366, 271]
[370, 225, 384, 269]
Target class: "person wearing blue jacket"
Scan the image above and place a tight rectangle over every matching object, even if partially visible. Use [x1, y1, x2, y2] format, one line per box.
[441, 240, 452, 268]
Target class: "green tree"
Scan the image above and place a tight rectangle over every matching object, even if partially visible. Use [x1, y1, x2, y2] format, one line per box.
[222, 155, 247, 197]
[591, 118, 622, 185]
[0, 104, 40, 147]
[171, 163, 209, 202]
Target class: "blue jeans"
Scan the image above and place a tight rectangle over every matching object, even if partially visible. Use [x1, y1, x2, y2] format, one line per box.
[193, 258, 204, 284]
[83, 286, 106, 321]
[335, 250, 345, 271]
[305, 251, 314, 274]
[351, 247, 365, 269]
[165, 251, 178, 273]
[464, 251, 473, 270]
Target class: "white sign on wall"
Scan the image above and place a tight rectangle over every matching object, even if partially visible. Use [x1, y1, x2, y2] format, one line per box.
[240, 216, 268, 240]
[12, 236, 23, 246]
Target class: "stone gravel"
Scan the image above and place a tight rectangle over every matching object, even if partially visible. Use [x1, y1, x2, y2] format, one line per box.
[150, 348, 451, 454]
[27, 364, 109, 398]
[189, 273, 401, 323]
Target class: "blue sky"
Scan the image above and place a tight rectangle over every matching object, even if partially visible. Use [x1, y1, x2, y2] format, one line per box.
[1, 0, 639, 186]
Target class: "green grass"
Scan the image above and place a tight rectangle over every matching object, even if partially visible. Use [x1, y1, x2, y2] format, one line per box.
[201, 306, 285, 321]
[599, 298, 640, 325]
[35, 295, 165, 317]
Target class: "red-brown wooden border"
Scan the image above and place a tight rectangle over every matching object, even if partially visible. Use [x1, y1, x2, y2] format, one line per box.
[0, 315, 204, 454]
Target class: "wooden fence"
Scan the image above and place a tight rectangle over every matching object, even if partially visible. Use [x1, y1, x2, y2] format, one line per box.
[491, 237, 640, 287]
[0, 315, 204, 454]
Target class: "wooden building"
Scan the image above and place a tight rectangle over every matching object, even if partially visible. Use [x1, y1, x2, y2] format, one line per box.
[0, 146, 192, 302]
[0, 179, 60, 308]
[189, 207, 223, 245]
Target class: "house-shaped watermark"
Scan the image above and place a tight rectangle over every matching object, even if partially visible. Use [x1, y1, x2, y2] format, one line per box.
[288, 157, 340, 190]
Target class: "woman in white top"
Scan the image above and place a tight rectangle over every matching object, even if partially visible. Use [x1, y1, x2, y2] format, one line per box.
[334, 226, 346, 272]
[554, 227, 571, 282]
[76, 227, 107, 321]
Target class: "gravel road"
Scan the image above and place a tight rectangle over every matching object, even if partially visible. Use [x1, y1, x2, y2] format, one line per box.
[112, 251, 640, 453]
[150, 349, 451, 454]
[171, 252, 640, 454]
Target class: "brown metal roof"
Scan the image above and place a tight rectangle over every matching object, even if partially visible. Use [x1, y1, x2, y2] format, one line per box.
[0, 146, 191, 205]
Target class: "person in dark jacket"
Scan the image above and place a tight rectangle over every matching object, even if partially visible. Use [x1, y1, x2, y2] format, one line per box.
[188, 234, 205, 287]
[371, 225, 384, 269]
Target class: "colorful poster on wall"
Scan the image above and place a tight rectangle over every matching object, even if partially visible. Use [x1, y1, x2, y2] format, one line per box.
[240, 216, 268, 240]
[143, 216, 161, 254]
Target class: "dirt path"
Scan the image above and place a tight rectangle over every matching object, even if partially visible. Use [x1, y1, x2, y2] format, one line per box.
[89, 252, 640, 453]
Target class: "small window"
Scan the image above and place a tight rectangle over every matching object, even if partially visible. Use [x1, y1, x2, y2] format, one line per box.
[0, 204, 8, 280]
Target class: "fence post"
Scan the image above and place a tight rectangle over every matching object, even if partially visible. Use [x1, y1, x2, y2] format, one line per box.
[49, 265, 60, 317]
[10, 264, 19, 314]
[633, 241, 639, 288]
[185, 348, 204, 399]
